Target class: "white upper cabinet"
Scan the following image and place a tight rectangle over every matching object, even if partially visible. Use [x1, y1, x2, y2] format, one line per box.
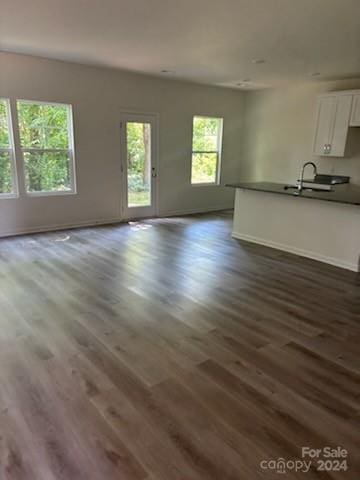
[313, 94, 352, 157]
[330, 95, 353, 156]
[313, 96, 336, 156]
[350, 94, 360, 126]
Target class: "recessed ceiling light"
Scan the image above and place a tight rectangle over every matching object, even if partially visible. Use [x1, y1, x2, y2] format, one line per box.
[251, 59, 266, 64]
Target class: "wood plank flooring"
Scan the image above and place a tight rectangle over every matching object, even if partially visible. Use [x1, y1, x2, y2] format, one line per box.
[0, 211, 359, 479]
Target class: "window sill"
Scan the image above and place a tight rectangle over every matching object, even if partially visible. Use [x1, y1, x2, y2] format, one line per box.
[0, 193, 19, 200]
[25, 190, 77, 198]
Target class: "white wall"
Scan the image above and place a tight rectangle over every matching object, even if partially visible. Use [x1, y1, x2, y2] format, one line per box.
[0, 52, 245, 236]
[241, 78, 360, 184]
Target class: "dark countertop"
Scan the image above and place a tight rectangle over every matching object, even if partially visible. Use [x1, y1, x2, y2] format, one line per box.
[226, 182, 360, 206]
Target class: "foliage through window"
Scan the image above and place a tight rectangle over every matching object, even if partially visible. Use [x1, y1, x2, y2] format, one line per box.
[0, 99, 16, 195]
[126, 122, 151, 207]
[191, 116, 223, 184]
[17, 101, 75, 193]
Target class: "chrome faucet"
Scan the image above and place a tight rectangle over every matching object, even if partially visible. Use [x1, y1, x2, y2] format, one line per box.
[298, 162, 317, 192]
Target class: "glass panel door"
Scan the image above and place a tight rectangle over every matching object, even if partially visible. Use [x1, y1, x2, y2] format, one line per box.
[126, 122, 151, 207]
[120, 113, 157, 219]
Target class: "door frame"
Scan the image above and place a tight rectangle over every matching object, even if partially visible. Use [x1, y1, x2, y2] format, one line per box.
[119, 111, 159, 220]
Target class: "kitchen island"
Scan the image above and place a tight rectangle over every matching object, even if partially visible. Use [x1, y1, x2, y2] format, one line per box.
[227, 182, 360, 272]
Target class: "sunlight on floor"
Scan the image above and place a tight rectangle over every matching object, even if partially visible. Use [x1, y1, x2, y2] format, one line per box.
[128, 221, 153, 231]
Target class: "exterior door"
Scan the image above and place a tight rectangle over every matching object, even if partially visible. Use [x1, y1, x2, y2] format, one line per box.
[120, 113, 158, 219]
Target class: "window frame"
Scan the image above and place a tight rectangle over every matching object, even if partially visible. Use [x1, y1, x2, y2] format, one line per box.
[0, 98, 18, 198]
[190, 115, 223, 186]
[17, 99, 77, 197]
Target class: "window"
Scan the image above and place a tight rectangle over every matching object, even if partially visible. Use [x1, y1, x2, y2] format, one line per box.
[191, 116, 223, 185]
[17, 100, 76, 194]
[0, 99, 17, 196]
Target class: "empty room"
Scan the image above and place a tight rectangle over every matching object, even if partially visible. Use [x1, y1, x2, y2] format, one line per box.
[0, 1, 359, 479]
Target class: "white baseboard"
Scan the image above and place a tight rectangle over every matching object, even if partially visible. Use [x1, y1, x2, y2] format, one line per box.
[0, 217, 122, 238]
[232, 231, 359, 272]
[159, 205, 233, 217]
[0, 207, 234, 238]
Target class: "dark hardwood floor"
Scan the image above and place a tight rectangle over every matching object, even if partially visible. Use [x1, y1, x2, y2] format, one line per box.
[0, 211, 359, 479]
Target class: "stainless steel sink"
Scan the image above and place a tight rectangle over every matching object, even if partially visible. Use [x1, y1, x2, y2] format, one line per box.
[284, 185, 333, 193]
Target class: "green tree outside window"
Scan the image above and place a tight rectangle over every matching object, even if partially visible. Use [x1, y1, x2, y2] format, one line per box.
[191, 116, 223, 184]
[17, 101, 74, 193]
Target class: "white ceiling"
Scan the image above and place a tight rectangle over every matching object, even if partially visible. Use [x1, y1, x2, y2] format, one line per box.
[1, 0, 360, 90]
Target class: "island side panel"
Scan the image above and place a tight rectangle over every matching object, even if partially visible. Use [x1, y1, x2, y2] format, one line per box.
[232, 188, 360, 272]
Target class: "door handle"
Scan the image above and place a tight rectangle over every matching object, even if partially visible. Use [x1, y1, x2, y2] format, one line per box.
[151, 167, 157, 178]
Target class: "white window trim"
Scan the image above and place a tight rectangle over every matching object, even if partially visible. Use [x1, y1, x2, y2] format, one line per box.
[191, 115, 223, 186]
[0, 98, 19, 198]
[17, 99, 77, 196]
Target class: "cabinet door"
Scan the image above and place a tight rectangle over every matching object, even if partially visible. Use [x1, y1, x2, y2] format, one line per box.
[313, 96, 336, 156]
[328, 95, 352, 156]
[350, 94, 360, 126]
